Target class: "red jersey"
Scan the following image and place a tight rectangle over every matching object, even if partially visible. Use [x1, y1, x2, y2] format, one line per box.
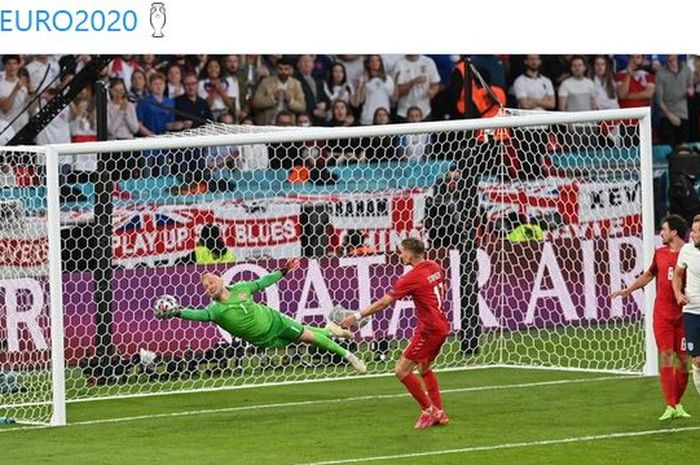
[614, 69, 655, 108]
[388, 260, 450, 335]
[648, 246, 682, 319]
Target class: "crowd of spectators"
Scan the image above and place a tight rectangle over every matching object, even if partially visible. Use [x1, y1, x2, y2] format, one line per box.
[1, 54, 699, 193]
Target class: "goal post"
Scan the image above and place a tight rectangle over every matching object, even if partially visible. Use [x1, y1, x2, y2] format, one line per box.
[0, 107, 654, 426]
[45, 146, 67, 426]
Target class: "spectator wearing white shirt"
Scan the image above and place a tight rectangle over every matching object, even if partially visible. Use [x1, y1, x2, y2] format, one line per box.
[336, 55, 365, 90]
[0, 55, 32, 133]
[107, 55, 139, 93]
[558, 56, 597, 111]
[590, 55, 619, 110]
[353, 55, 397, 126]
[198, 57, 240, 122]
[24, 55, 60, 97]
[394, 55, 441, 120]
[512, 55, 556, 111]
[323, 62, 354, 121]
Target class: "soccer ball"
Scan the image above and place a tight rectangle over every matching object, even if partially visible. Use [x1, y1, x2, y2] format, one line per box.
[328, 305, 369, 329]
[154, 295, 179, 316]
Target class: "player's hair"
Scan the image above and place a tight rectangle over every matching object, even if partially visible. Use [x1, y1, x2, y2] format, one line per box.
[693, 214, 700, 224]
[401, 238, 426, 257]
[1, 55, 20, 65]
[663, 214, 688, 238]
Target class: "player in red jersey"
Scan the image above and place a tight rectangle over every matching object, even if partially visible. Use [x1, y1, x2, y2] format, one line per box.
[610, 214, 690, 420]
[341, 238, 451, 429]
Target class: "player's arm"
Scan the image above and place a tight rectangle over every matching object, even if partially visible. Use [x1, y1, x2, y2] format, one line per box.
[175, 307, 213, 321]
[609, 266, 655, 299]
[340, 294, 396, 328]
[672, 265, 688, 306]
[249, 258, 300, 293]
[154, 296, 213, 321]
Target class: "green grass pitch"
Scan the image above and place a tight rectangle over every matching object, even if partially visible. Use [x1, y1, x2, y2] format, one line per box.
[2, 367, 698, 465]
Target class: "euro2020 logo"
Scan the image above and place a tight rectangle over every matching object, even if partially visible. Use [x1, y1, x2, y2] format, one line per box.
[150, 2, 166, 38]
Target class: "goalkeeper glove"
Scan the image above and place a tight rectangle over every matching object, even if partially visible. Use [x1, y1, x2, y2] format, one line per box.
[155, 308, 180, 319]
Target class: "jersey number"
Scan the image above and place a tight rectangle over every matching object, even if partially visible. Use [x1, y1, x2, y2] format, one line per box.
[433, 283, 446, 310]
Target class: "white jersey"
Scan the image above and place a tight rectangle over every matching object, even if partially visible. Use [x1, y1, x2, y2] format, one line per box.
[677, 243, 700, 315]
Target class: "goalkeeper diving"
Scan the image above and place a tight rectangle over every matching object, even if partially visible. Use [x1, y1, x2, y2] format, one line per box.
[153, 258, 366, 373]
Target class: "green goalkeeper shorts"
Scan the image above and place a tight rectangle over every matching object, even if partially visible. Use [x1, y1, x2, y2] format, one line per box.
[254, 312, 304, 348]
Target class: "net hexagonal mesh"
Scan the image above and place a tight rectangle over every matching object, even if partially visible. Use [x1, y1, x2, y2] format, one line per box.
[0, 109, 652, 425]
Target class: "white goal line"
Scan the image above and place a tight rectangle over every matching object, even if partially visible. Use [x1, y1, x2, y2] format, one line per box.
[1, 374, 637, 433]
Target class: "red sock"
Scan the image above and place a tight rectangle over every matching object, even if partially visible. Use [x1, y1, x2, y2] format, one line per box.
[421, 370, 443, 410]
[400, 373, 431, 410]
[660, 367, 676, 406]
[675, 369, 689, 405]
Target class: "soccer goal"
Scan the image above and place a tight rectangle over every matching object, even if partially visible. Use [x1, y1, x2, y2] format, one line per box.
[0, 107, 654, 426]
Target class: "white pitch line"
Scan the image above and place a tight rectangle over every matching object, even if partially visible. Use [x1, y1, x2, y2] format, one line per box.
[291, 426, 700, 465]
[0, 374, 637, 434]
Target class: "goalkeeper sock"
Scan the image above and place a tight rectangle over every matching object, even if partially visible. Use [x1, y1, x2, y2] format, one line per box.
[308, 331, 347, 358]
[421, 370, 443, 410]
[660, 366, 675, 406]
[400, 373, 431, 410]
[675, 369, 689, 404]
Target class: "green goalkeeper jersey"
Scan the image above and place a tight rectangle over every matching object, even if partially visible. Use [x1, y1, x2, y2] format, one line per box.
[178, 271, 288, 346]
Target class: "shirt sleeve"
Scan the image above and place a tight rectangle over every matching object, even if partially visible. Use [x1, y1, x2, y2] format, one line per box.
[178, 306, 213, 321]
[248, 271, 284, 293]
[647, 250, 658, 276]
[543, 77, 555, 96]
[428, 60, 441, 85]
[558, 80, 570, 98]
[388, 271, 416, 300]
[678, 246, 690, 269]
[513, 76, 527, 99]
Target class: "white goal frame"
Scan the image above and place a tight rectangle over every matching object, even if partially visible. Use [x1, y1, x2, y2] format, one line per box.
[9, 107, 655, 426]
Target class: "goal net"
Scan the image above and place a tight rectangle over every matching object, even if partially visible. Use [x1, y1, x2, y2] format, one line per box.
[0, 108, 654, 425]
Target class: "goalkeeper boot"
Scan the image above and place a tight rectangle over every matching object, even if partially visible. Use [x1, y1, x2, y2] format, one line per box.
[674, 404, 691, 419]
[414, 407, 438, 430]
[326, 321, 353, 339]
[433, 408, 449, 426]
[658, 405, 676, 421]
[345, 352, 367, 374]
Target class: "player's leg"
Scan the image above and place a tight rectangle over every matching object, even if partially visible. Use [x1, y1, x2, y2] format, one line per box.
[417, 333, 449, 426]
[418, 362, 449, 426]
[673, 321, 691, 418]
[417, 361, 448, 426]
[682, 313, 700, 397]
[395, 355, 434, 429]
[655, 317, 677, 420]
[297, 327, 366, 374]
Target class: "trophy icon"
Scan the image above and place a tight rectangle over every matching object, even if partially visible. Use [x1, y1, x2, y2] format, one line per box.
[150, 2, 166, 38]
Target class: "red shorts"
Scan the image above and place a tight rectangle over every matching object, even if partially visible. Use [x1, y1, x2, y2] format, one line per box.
[653, 313, 686, 354]
[403, 331, 448, 364]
